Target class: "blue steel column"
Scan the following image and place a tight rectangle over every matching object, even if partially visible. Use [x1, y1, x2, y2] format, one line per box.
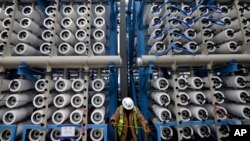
[127, 0, 137, 105]
[136, 0, 147, 119]
[108, 1, 118, 141]
[135, 1, 149, 141]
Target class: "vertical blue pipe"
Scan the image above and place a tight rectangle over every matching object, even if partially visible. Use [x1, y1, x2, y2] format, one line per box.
[136, 1, 148, 141]
[108, 1, 118, 141]
[128, 0, 137, 105]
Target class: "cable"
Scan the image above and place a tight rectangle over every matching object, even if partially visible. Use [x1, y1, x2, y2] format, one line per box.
[207, 17, 225, 26]
[171, 31, 192, 42]
[188, 0, 204, 13]
[169, 5, 189, 16]
[169, 18, 190, 29]
[153, 12, 171, 26]
[152, 1, 170, 13]
[153, 27, 172, 39]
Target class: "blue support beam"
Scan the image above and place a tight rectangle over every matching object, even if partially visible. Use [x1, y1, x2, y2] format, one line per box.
[128, 0, 137, 105]
[135, 1, 150, 140]
[108, 1, 118, 141]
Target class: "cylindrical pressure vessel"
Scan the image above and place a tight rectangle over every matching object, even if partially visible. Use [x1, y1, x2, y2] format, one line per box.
[151, 77, 169, 90]
[9, 79, 34, 92]
[152, 117, 173, 140]
[151, 92, 170, 106]
[52, 107, 74, 124]
[91, 78, 105, 92]
[91, 93, 106, 108]
[152, 104, 172, 122]
[223, 75, 246, 88]
[53, 93, 72, 108]
[55, 79, 72, 92]
[6, 94, 35, 108]
[90, 106, 105, 124]
[3, 107, 34, 125]
[90, 128, 104, 141]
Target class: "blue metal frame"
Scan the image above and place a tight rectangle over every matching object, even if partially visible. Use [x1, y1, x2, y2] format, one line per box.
[128, 0, 137, 105]
[0, 125, 17, 141]
[107, 1, 118, 141]
[108, 0, 118, 117]
[134, 1, 242, 141]
[21, 124, 108, 141]
[135, 1, 151, 140]
[214, 60, 239, 78]
[17, 62, 42, 83]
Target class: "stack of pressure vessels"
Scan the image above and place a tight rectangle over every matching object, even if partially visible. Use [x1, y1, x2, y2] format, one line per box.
[145, 1, 250, 140]
[0, 2, 110, 141]
[146, 2, 243, 56]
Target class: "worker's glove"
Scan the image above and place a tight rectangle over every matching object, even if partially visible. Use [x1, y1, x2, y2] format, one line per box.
[144, 125, 151, 133]
[110, 119, 116, 127]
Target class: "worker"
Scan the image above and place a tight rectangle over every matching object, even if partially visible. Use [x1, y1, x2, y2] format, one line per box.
[110, 97, 150, 141]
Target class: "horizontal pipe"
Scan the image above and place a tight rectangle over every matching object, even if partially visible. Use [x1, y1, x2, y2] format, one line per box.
[6, 94, 35, 108]
[9, 79, 34, 92]
[3, 107, 34, 125]
[0, 56, 121, 68]
[137, 55, 250, 66]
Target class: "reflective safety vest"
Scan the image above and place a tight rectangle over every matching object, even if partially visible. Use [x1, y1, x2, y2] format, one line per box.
[117, 105, 138, 136]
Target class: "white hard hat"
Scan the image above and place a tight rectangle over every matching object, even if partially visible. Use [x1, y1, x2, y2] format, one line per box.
[122, 97, 134, 110]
